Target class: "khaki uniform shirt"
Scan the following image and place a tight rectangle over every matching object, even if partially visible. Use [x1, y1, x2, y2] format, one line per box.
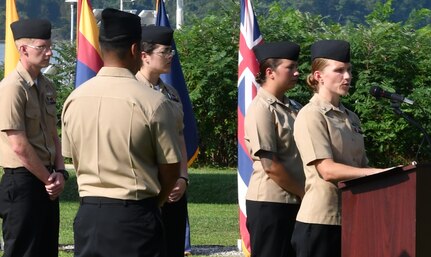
[135, 72, 184, 133]
[244, 88, 304, 204]
[62, 67, 182, 200]
[293, 94, 368, 225]
[0, 61, 57, 167]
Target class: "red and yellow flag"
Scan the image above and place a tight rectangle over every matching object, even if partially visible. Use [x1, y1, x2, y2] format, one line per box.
[75, 0, 103, 87]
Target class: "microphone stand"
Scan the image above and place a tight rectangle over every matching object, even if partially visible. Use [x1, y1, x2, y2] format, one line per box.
[390, 101, 431, 152]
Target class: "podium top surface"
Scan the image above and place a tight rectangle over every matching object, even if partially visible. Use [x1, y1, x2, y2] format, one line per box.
[338, 164, 418, 189]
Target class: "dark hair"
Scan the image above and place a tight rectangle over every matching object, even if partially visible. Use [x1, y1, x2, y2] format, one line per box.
[255, 58, 283, 84]
[100, 39, 140, 59]
[141, 42, 158, 54]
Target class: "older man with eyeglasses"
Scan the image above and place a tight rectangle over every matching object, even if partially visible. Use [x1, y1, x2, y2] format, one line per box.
[0, 19, 67, 257]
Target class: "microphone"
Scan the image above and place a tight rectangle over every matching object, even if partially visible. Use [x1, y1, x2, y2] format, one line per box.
[369, 85, 414, 105]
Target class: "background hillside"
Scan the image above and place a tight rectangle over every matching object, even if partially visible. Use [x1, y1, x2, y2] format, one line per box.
[0, 0, 430, 40]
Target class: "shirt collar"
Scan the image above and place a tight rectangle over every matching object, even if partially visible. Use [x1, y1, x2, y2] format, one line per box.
[16, 61, 37, 88]
[258, 87, 291, 107]
[135, 71, 167, 91]
[97, 67, 137, 80]
[310, 93, 347, 114]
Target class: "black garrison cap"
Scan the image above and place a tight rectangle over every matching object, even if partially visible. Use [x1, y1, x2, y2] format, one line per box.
[141, 25, 174, 46]
[253, 41, 300, 63]
[311, 40, 350, 62]
[11, 19, 51, 40]
[99, 8, 141, 43]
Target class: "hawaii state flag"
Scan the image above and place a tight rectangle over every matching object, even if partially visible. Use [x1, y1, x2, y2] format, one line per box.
[156, 0, 199, 165]
[4, 0, 19, 77]
[75, 0, 103, 87]
[238, 0, 263, 256]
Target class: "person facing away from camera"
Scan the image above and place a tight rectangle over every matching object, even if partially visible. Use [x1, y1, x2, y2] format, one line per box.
[61, 8, 181, 257]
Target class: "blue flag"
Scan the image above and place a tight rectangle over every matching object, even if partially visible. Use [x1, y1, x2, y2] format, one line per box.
[156, 0, 199, 165]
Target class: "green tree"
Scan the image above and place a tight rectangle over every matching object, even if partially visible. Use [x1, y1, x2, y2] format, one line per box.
[176, 2, 240, 166]
[45, 42, 76, 121]
[346, 2, 431, 165]
[1, 0, 431, 40]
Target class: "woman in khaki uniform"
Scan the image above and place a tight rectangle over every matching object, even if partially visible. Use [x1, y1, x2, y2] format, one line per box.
[244, 41, 305, 257]
[291, 40, 385, 257]
[136, 25, 189, 257]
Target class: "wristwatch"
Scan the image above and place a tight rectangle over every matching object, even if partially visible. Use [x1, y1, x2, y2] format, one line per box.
[56, 169, 70, 181]
[179, 176, 189, 186]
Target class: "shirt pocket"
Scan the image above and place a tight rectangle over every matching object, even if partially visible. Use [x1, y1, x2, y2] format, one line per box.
[25, 105, 41, 137]
[276, 112, 295, 149]
[45, 103, 57, 127]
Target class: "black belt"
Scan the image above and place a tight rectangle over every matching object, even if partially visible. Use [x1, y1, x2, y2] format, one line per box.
[80, 196, 157, 207]
[4, 166, 54, 174]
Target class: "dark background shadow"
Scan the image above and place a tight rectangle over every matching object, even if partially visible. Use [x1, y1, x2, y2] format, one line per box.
[188, 172, 238, 204]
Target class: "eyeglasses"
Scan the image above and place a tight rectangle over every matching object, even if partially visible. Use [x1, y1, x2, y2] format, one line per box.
[24, 44, 53, 53]
[154, 49, 175, 58]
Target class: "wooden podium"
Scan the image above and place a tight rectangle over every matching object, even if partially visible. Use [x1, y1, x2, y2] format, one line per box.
[339, 163, 431, 257]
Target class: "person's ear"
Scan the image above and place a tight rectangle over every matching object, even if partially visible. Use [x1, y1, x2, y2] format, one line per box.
[19, 45, 28, 56]
[314, 70, 322, 82]
[131, 42, 141, 58]
[265, 67, 275, 79]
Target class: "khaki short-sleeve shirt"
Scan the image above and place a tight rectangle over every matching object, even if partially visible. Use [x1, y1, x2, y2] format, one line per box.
[244, 88, 304, 204]
[62, 67, 182, 200]
[135, 72, 184, 133]
[0, 61, 57, 167]
[293, 94, 368, 225]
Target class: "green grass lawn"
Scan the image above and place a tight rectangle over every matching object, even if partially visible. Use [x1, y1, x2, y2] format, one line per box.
[187, 167, 239, 246]
[52, 167, 240, 256]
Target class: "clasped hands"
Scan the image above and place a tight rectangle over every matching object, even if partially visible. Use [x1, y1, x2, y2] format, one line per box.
[45, 172, 66, 200]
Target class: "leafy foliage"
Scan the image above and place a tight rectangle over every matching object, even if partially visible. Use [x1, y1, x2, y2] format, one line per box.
[176, 1, 431, 167]
[176, 3, 240, 166]
[0, 0, 430, 40]
[345, 3, 431, 165]
[47, 41, 76, 118]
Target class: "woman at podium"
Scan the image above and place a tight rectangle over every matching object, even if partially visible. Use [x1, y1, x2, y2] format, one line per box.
[291, 40, 385, 257]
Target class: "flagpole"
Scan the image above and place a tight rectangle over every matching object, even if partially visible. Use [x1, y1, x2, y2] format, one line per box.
[176, 0, 183, 29]
[70, 3, 74, 42]
[65, 0, 77, 42]
[120, 0, 135, 11]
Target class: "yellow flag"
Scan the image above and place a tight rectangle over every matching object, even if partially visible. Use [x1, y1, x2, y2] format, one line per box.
[4, 0, 20, 77]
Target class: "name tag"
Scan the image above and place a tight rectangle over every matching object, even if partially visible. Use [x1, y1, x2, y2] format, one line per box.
[46, 92, 56, 105]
